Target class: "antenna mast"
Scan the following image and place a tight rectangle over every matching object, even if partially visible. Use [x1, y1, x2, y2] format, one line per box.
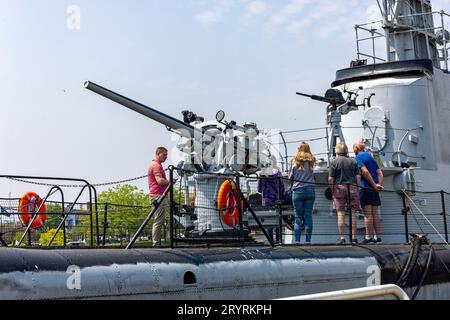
[380, 0, 440, 66]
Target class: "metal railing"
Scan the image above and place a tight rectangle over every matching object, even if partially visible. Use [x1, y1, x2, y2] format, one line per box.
[276, 284, 410, 300]
[0, 175, 98, 247]
[1, 172, 449, 249]
[162, 167, 450, 247]
[274, 125, 427, 175]
[354, 10, 450, 70]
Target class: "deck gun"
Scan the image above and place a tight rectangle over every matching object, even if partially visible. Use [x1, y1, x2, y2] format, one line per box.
[84, 81, 273, 175]
[296, 87, 375, 158]
[296, 89, 346, 107]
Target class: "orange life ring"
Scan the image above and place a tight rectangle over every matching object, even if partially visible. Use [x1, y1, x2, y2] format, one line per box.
[18, 192, 47, 230]
[217, 180, 241, 228]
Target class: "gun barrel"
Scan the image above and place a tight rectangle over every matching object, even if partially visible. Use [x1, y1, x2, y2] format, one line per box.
[297, 92, 335, 105]
[84, 81, 195, 138]
[296, 92, 312, 99]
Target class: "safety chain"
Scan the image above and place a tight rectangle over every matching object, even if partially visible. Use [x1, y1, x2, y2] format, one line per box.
[7, 174, 148, 188]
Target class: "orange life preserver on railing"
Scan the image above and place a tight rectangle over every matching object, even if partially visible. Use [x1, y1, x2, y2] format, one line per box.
[18, 192, 47, 230]
[217, 180, 241, 228]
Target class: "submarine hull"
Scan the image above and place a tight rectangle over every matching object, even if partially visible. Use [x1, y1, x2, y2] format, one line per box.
[1, 244, 449, 300]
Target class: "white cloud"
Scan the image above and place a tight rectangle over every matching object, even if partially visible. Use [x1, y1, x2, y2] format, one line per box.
[265, 0, 312, 33]
[193, 0, 379, 44]
[195, 10, 223, 27]
[282, 0, 310, 15]
[194, 0, 240, 28]
[218, 0, 238, 11]
[193, 0, 449, 41]
[240, 1, 270, 27]
[247, 1, 268, 16]
[261, 0, 373, 45]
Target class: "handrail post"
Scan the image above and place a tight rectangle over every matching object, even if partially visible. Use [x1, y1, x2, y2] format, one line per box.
[27, 229, 31, 246]
[355, 25, 360, 60]
[88, 199, 94, 246]
[279, 132, 289, 174]
[169, 166, 175, 249]
[371, 28, 376, 64]
[325, 127, 330, 166]
[277, 177, 283, 245]
[103, 202, 108, 246]
[441, 11, 449, 71]
[235, 173, 245, 247]
[347, 184, 353, 242]
[62, 208, 67, 247]
[440, 190, 449, 243]
[402, 192, 410, 244]
[238, 188, 274, 247]
[91, 186, 100, 246]
[60, 191, 66, 247]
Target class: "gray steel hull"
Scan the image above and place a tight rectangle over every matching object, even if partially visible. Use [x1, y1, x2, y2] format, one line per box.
[1, 244, 449, 300]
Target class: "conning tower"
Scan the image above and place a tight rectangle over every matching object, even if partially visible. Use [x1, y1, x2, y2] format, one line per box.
[330, 0, 450, 192]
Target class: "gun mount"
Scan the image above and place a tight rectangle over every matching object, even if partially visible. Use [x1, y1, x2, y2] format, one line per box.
[296, 89, 346, 107]
[297, 87, 375, 159]
[85, 81, 277, 233]
[84, 81, 273, 176]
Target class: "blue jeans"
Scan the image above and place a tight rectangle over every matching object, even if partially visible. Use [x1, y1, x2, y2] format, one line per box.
[292, 187, 315, 243]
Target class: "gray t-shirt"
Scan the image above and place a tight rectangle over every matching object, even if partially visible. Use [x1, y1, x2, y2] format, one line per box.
[329, 155, 360, 184]
[289, 162, 315, 190]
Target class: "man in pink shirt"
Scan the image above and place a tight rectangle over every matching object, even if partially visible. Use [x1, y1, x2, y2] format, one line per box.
[148, 147, 170, 247]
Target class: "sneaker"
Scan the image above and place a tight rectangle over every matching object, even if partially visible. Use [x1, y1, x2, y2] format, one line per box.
[361, 238, 374, 245]
[374, 237, 382, 244]
[337, 238, 346, 245]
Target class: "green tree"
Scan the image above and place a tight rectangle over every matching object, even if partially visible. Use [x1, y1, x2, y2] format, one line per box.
[39, 228, 71, 246]
[98, 184, 149, 206]
[97, 184, 150, 243]
[42, 203, 64, 231]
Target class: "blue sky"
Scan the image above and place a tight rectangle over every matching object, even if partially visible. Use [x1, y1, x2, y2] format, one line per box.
[0, 0, 449, 200]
